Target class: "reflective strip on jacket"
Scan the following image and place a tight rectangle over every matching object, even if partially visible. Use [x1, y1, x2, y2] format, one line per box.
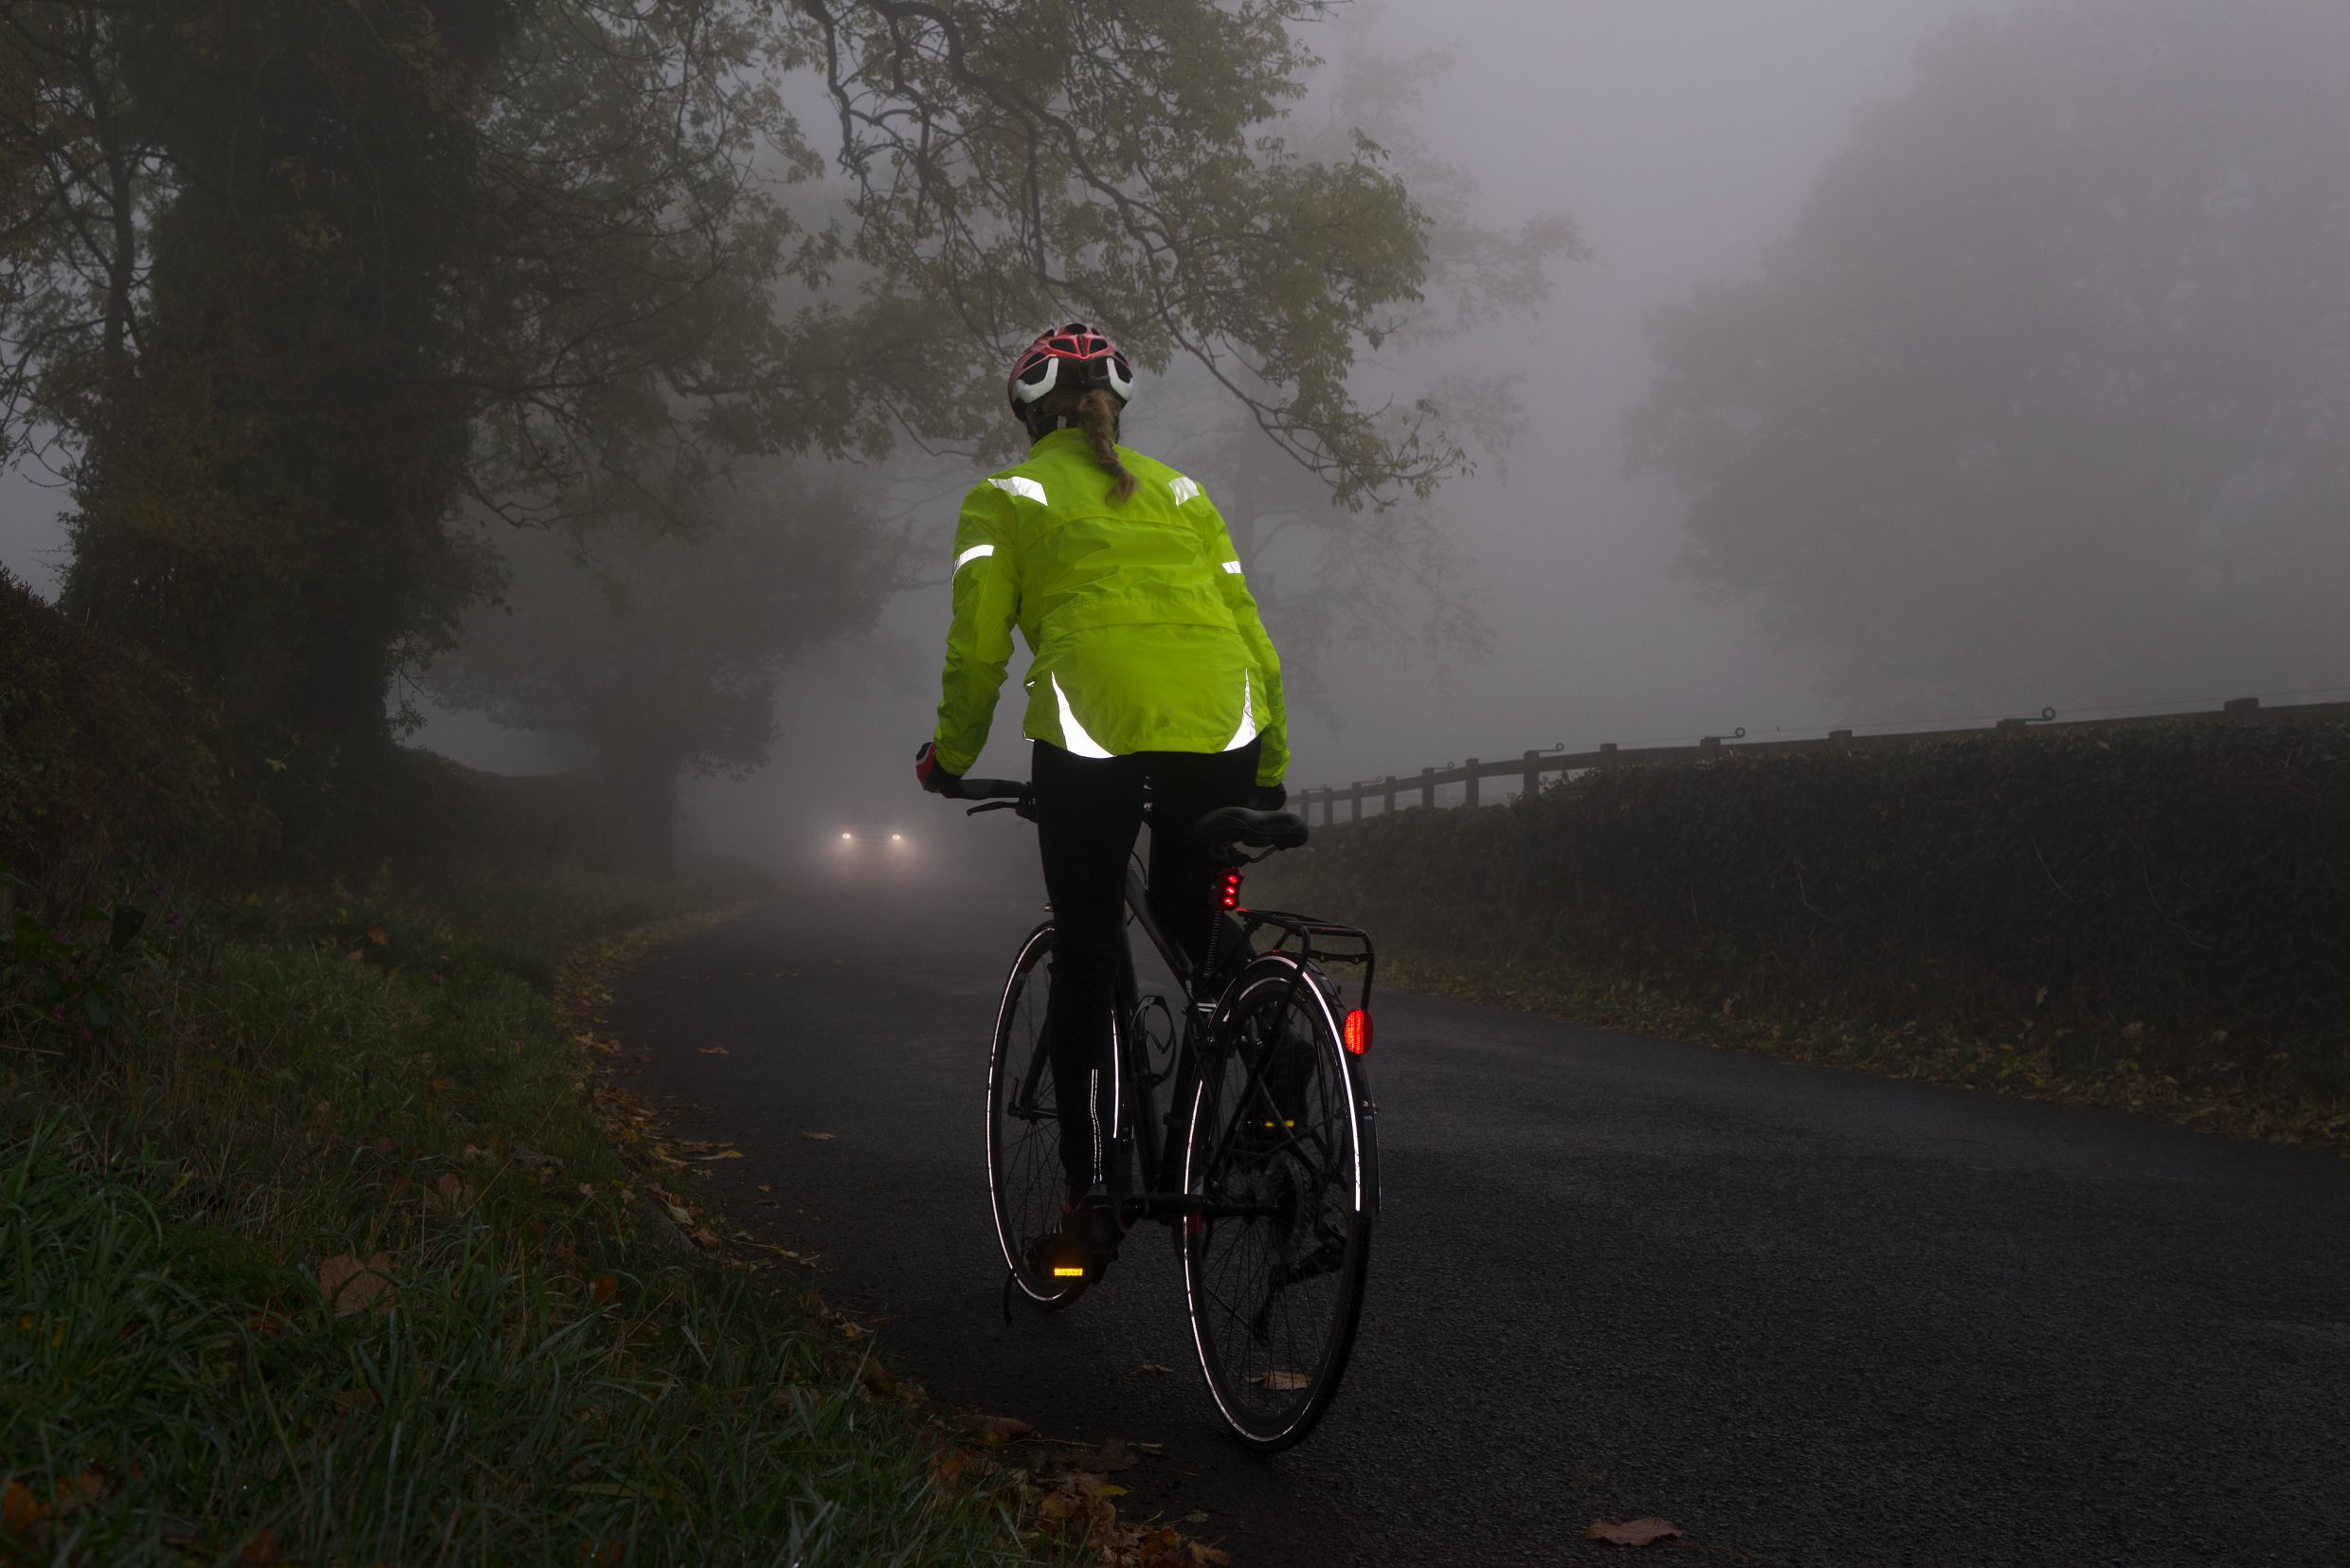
[931, 426, 1288, 786]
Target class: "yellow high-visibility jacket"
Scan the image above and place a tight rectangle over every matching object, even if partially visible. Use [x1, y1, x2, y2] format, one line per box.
[931, 427, 1288, 787]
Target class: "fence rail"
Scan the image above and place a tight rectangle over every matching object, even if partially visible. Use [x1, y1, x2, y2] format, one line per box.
[1295, 695, 2350, 827]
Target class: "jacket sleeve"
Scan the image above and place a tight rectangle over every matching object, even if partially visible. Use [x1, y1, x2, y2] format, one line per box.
[1199, 495, 1289, 786]
[932, 483, 1021, 776]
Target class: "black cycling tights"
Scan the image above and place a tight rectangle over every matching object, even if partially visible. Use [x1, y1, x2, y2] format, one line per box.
[1033, 737, 1260, 1192]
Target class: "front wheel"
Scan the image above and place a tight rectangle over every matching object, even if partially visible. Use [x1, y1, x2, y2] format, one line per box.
[986, 922, 1083, 1307]
[1181, 955, 1376, 1450]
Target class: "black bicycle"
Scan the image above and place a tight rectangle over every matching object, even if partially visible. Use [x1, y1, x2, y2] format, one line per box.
[953, 776, 1380, 1451]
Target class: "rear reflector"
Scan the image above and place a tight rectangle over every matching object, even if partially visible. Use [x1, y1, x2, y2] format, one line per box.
[1342, 1009, 1372, 1055]
[1051, 1266, 1086, 1278]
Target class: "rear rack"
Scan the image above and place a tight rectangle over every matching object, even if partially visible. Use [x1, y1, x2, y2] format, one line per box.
[1238, 907, 1377, 1013]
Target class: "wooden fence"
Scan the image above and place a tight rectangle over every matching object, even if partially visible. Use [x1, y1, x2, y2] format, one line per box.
[1295, 695, 2350, 827]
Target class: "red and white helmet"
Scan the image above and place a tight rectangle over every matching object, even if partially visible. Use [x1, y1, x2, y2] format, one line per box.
[1006, 321, 1135, 416]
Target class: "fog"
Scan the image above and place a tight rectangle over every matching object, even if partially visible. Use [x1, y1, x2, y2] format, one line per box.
[9, 0, 2341, 871]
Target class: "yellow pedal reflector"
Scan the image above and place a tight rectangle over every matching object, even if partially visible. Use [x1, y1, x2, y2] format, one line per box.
[1051, 1266, 1086, 1278]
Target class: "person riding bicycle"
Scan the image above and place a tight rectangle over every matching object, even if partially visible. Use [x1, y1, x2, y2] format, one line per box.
[913, 321, 1289, 1268]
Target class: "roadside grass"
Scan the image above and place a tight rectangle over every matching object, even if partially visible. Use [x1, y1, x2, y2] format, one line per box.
[1258, 724, 2347, 1154]
[1369, 953, 2347, 1152]
[1, 874, 1054, 1565]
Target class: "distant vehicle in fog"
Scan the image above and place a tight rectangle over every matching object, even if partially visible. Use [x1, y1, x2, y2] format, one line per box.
[824, 825, 916, 865]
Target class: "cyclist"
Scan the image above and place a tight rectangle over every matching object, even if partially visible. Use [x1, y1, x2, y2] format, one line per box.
[914, 321, 1289, 1267]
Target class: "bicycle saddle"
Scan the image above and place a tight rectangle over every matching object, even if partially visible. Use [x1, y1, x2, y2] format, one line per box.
[1192, 805, 1311, 855]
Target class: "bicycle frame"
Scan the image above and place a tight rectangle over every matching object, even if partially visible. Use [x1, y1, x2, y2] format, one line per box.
[970, 778, 1378, 1232]
[1106, 860, 1379, 1230]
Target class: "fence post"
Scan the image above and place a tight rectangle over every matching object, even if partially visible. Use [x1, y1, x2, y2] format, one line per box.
[1418, 766, 1435, 809]
[1464, 759, 1480, 808]
[1350, 785, 1362, 823]
[1522, 748, 1540, 800]
[1382, 775, 1397, 815]
[1599, 743, 1618, 766]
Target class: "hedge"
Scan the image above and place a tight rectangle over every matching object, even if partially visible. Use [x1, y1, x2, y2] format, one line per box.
[1, 568, 619, 910]
[0, 568, 249, 910]
[1256, 719, 2347, 1112]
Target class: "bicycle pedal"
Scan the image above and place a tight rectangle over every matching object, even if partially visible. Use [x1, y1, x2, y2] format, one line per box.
[1030, 1228, 1113, 1287]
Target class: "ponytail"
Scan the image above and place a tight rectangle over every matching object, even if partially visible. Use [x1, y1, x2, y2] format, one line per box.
[1033, 386, 1137, 503]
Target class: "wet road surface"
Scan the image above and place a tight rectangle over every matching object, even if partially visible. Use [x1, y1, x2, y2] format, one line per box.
[608, 875, 2346, 1567]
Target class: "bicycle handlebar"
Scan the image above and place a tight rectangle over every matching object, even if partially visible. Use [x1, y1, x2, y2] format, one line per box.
[949, 777, 1030, 801]
[938, 776, 1035, 818]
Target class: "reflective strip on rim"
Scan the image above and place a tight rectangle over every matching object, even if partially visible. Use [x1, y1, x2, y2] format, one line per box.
[987, 922, 1068, 1303]
[1179, 954, 1366, 1447]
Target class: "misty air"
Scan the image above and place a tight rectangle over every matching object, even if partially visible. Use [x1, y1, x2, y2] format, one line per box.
[1, 2, 2341, 1563]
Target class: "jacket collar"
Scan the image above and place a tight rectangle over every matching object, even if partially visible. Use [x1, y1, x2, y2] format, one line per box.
[1027, 425, 1096, 456]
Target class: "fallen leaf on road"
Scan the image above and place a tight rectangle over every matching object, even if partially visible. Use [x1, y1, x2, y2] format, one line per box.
[367, 928, 389, 947]
[1244, 1369, 1310, 1392]
[1077, 1436, 1137, 1471]
[317, 1252, 394, 1317]
[590, 1274, 617, 1305]
[754, 1197, 780, 1207]
[954, 1412, 1036, 1444]
[1181, 1511, 1209, 1524]
[696, 1046, 729, 1055]
[1131, 1362, 1172, 1377]
[693, 1150, 744, 1161]
[801, 1131, 835, 1142]
[239, 1525, 287, 1564]
[1584, 1517, 1682, 1547]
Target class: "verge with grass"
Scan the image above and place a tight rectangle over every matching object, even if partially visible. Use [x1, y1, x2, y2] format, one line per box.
[1, 874, 1066, 1565]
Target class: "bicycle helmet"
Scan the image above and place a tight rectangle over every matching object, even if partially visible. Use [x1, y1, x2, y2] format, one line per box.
[1006, 321, 1135, 418]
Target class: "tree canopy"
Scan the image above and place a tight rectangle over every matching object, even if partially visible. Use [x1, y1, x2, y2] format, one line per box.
[1626, 0, 2350, 708]
[3, 0, 1473, 750]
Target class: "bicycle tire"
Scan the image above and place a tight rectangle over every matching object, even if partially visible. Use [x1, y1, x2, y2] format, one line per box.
[985, 921, 1085, 1307]
[1181, 952, 1375, 1450]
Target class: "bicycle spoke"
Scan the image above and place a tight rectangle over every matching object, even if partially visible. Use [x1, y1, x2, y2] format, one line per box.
[1184, 961, 1373, 1448]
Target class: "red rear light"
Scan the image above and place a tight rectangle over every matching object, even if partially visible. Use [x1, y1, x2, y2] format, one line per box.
[1218, 869, 1243, 910]
[1342, 1009, 1372, 1055]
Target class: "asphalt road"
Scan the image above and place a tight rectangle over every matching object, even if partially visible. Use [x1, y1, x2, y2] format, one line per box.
[608, 869, 2346, 1567]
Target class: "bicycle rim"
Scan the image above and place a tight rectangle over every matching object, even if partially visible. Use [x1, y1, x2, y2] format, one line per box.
[986, 922, 1083, 1307]
[1182, 958, 1373, 1449]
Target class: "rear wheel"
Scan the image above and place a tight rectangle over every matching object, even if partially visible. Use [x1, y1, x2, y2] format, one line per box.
[986, 922, 1083, 1307]
[1182, 956, 1374, 1449]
